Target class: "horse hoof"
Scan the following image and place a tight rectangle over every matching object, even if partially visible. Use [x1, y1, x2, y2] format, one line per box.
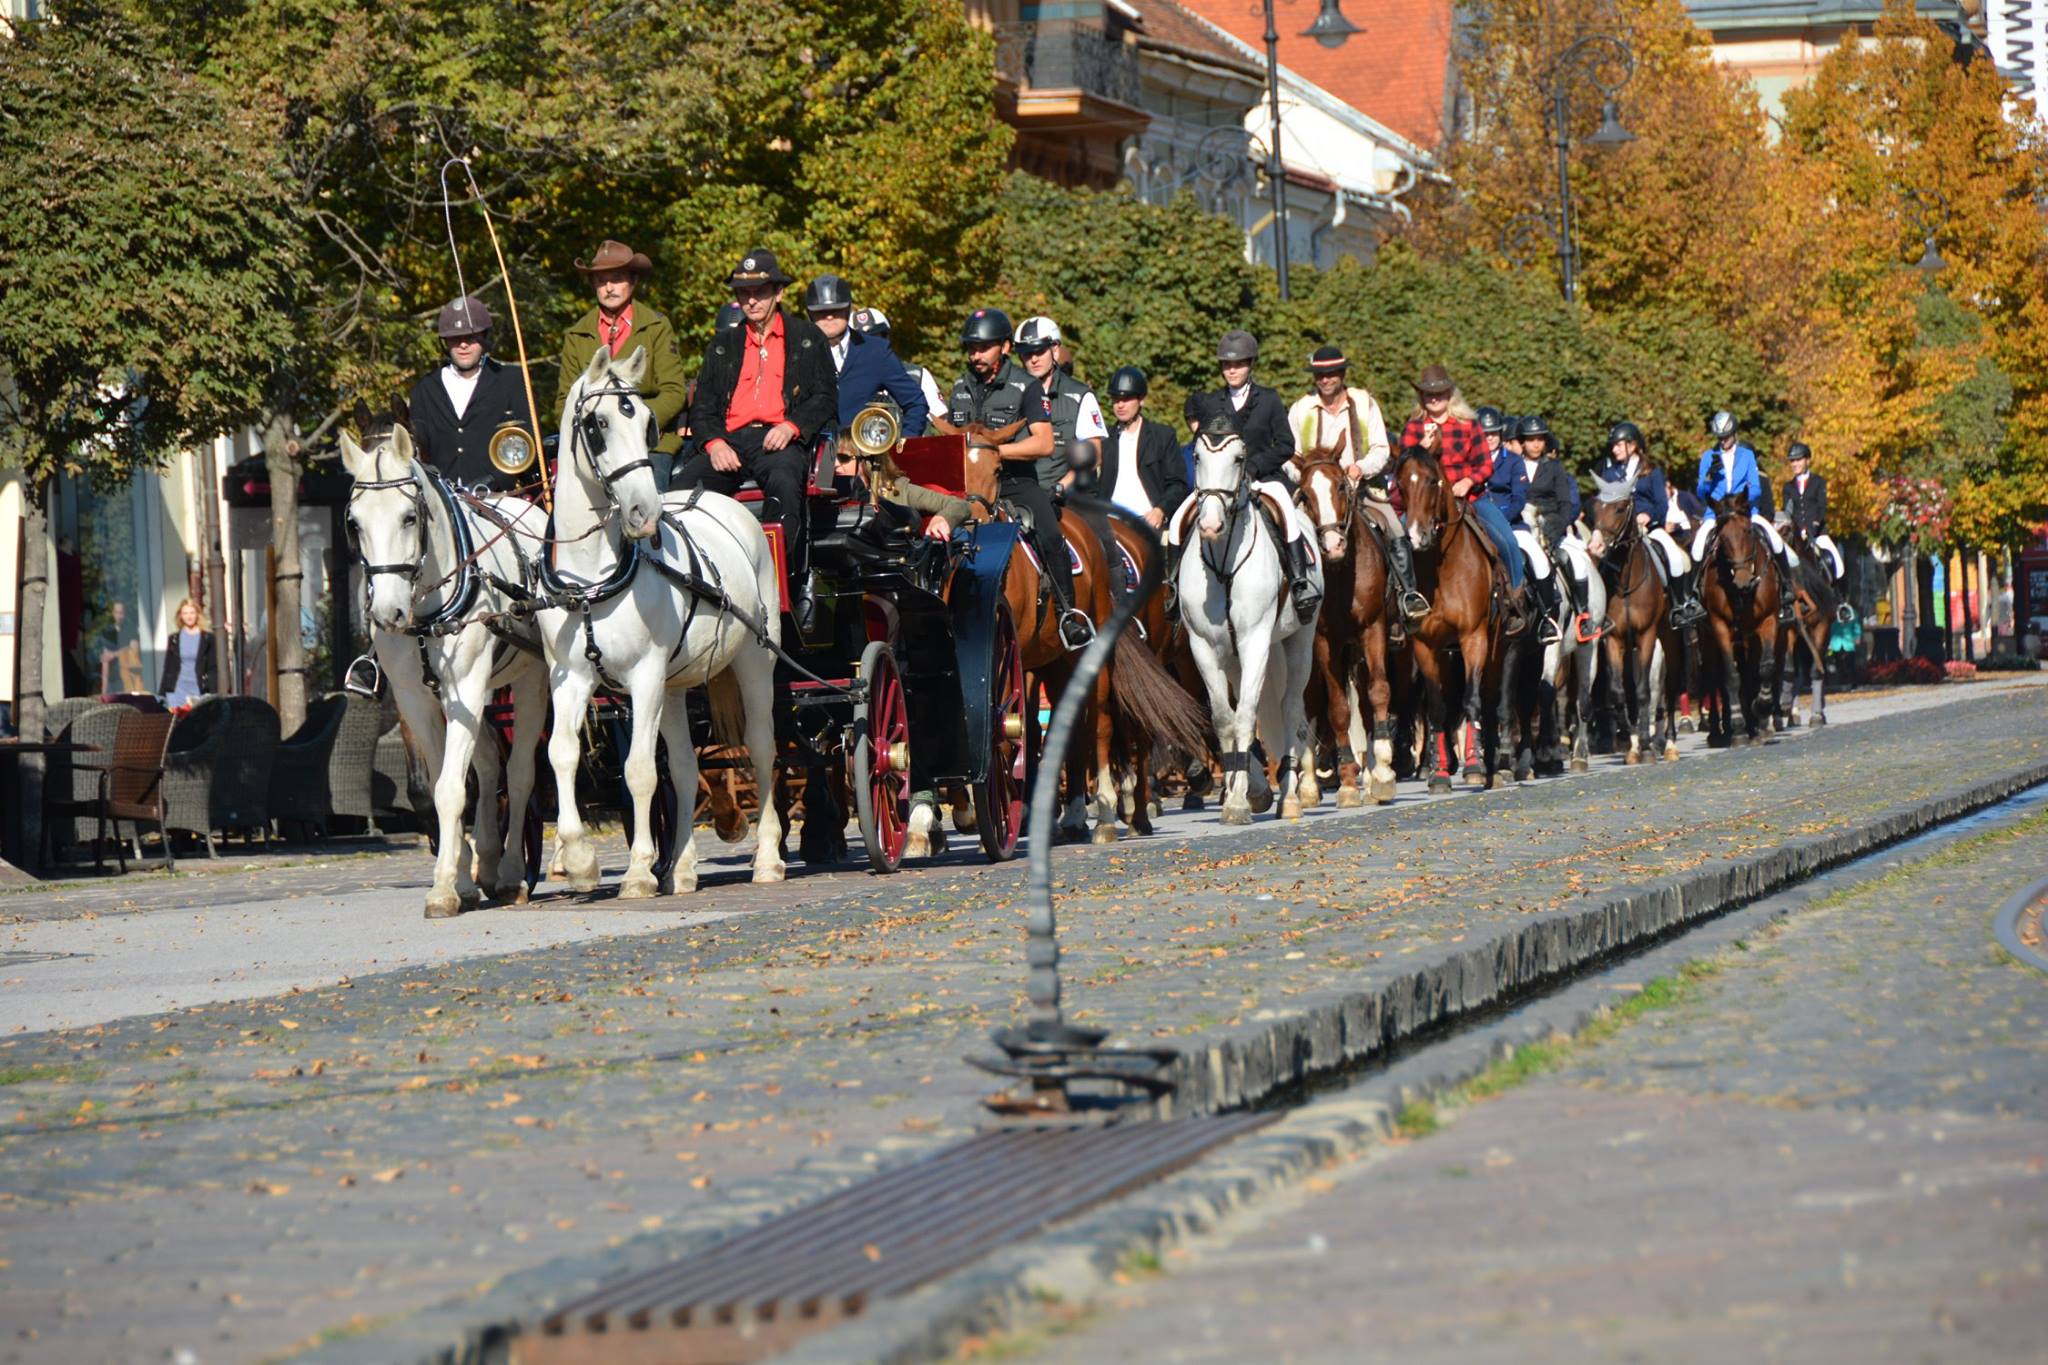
[1370, 776, 1396, 804]
[750, 863, 784, 886]
[1092, 824, 1121, 845]
[905, 833, 930, 860]
[424, 893, 464, 920]
[1664, 744, 1680, 761]
[951, 806, 978, 834]
[1811, 712, 1826, 727]
[1182, 795, 1206, 812]
[1515, 765, 1534, 784]
[1335, 787, 1362, 809]
[1428, 775, 1452, 794]
[1625, 750, 1641, 766]
[1570, 758, 1589, 773]
[1219, 804, 1255, 826]
[1147, 801, 1162, 820]
[618, 873, 660, 900]
[1247, 790, 1274, 815]
[1280, 797, 1303, 820]
[1465, 770, 1487, 787]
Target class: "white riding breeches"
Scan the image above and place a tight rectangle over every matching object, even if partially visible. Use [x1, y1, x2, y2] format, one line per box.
[1648, 527, 1691, 576]
[1512, 528, 1550, 580]
[1813, 533, 1844, 579]
[1692, 513, 1796, 566]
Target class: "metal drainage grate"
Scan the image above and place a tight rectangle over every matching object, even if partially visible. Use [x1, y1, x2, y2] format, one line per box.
[522, 1114, 1275, 1364]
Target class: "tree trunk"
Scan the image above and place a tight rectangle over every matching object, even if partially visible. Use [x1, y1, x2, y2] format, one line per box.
[13, 474, 51, 865]
[261, 413, 306, 734]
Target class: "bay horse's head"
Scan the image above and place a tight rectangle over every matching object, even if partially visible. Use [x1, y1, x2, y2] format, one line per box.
[1395, 444, 1455, 552]
[1586, 474, 1636, 560]
[1711, 494, 1764, 592]
[1190, 417, 1249, 544]
[567, 344, 664, 540]
[340, 415, 434, 633]
[1293, 442, 1352, 562]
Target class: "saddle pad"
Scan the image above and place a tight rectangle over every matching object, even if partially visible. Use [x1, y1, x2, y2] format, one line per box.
[1116, 540, 1140, 594]
[1017, 536, 1086, 578]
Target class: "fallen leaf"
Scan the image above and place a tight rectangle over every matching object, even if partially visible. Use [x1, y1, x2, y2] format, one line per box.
[690, 1175, 711, 1190]
[279, 1020, 300, 1030]
[862, 1243, 882, 1262]
[372, 1167, 405, 1184]
[248, 1181, 291, 1197]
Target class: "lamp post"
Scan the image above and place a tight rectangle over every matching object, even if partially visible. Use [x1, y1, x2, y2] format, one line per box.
[1547, 34, 1635, 303]
[1261, 0, 1363, 300]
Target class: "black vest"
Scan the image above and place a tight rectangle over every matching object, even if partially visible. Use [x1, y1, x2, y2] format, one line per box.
[949, 361, 1046, 485]
[1039, 372, 1097, 491]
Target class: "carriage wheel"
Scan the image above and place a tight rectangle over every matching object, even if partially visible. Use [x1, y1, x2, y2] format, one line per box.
[977, 601, 1027, 862]
[854, 641, 911, 873]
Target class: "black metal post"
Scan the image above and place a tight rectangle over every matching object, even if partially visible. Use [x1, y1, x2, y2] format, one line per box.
[1554, 84, 1577, 303]
[1262, 0, 1290, 301]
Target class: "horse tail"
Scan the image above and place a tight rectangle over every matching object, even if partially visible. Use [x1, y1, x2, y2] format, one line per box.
[1113, 630, 1213, 761]
[707, 667, 747, 747]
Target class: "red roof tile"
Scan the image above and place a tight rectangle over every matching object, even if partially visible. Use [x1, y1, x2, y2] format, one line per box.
[1127, 0, 1264, 79]
[1172, 0, 1454, 152]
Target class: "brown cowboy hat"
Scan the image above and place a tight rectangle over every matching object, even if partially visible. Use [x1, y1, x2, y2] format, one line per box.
[574, 240, 653, 276]
[1413, 363, 1456, 396]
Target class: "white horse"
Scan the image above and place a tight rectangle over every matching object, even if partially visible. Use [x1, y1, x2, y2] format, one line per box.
[536, 344, 785, 896]
[1525, 526, 1609, 774]
[1171, 423, 1320, 825]
[338, 420, 548, 919]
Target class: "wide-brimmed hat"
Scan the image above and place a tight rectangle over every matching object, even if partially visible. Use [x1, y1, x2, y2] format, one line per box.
[728, 248, 793, 289]
[574, 239, 653, 276]
[1308, 344, 1348, 374]
[1413, 364, 1456, 396]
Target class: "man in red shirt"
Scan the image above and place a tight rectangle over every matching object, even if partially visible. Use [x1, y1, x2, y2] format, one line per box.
[1397, 363, 1525, 597]
[678, 249, 838, 627]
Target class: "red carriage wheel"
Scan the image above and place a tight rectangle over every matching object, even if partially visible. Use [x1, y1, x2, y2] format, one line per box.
[854, 640, 911, 873]
[977, 600, 1027, 862]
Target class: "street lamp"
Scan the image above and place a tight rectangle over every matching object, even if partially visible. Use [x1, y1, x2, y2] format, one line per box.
[1548, 34, 1635, 303]
[1259, 0, 1364, 300]
[1901, 188, 1950, 279]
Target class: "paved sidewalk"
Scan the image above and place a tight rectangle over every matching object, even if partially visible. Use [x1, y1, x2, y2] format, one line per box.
[1035, 807, 2048, 1364]
[0, 684, 2042, 1363]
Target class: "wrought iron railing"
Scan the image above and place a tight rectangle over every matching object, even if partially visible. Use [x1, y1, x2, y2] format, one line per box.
[994, 22, 1142, 107]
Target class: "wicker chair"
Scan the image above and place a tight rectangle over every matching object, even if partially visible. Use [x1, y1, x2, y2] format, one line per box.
[104, 710, 176, 872]
[42, 702, 128, 862]
[371, 716, 433, 831]
[270, 693, 382, 839]
[164, 697, 280, 856]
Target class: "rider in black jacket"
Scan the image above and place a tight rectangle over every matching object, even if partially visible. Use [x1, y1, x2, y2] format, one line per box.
[1185, 329, 1318, 617]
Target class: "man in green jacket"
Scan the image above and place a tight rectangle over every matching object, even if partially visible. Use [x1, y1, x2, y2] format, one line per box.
[553, 238, 689, 486]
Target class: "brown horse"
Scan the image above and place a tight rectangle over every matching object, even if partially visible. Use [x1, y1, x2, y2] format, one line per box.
[1696, 495, 1785, 746]
[1775, 527, 1840, 728]
[1297, 448, 1399, 805]
[1587, 489, 1682, 764]
[1104, 513, 1213, 833]
[1395, 447, 1510, 790]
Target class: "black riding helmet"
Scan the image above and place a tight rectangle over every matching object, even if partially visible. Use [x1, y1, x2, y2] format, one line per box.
[1787, 441, 1813, 462]
[1517, 414, 1555, 454]
[802, 274, 853, 313]
[961, 307, 1012, 348]
[1476, 405, 1506, 436]
[1608, 420, 1644, 450]
[1108, 366, 1148, 399]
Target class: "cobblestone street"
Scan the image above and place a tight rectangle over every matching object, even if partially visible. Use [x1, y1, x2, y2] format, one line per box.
[0, 679, 2043, 1363]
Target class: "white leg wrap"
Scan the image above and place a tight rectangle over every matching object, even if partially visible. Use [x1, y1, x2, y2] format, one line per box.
[1648, 528, 1691, 576]
[1513, 528, 1551, 580]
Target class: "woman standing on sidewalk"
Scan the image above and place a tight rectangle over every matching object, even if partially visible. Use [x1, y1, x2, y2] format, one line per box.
[159, 598, 215, 708]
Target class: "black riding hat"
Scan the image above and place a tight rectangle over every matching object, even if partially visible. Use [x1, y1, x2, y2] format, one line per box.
[1476, 405, 1506, 435]
[961, 308, 1012, 348]
[1517, 414, 1555, 451]
[1608, 420, 1644, 450]
[1108, 366, 1148, 399]
[1787, 441, 1813, 462]
[802, 274, 853, 313]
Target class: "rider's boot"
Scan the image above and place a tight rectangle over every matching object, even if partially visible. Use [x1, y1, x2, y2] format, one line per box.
[1668, 564, 1707, 630]
[1049, 564, 1094, 652]
[1385, 527, 1431, 622]
[1535, 569, 1563, 645]
[1774, 557, 1798, 626]
[1285, 532, 1323, 619]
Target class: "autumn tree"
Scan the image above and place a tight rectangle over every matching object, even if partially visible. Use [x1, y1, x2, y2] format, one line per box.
[0, 17, 300, 847]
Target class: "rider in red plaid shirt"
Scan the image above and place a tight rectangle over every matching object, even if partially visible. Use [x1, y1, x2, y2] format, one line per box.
[1394, 364, 1525, 594]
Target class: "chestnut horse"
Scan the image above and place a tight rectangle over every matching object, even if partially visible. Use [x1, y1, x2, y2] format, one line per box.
[1776, 526, 1842, 728]
[1104, 513, 1213, 833]
[1697, 493, 1785, 746]
[1297, 448, 1398, 805]
[1395, 448, 1510, 790]
[1587, 485, 1681, 763]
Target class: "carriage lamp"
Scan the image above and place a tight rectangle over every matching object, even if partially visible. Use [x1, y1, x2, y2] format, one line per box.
[489, 423, 539, 478]
[848, 402, 902, 458]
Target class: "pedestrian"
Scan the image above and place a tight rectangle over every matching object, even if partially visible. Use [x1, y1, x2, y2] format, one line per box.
[677, 248, 838, 632]
[803, 275, 929, 437]
[553, 239, 688, 487]
[1399, 365, 1527, 611]
[404, 296, 545, 493]
[1098, 366, 1187, 530]
[946, 308, 1092, 650]
[1012, 317, 1106, 491]
[1186, 329, 1320, 617]
[158, 597, 216, 709]
[96, 601, 142, 695]
[1780, 442, 1844, 579]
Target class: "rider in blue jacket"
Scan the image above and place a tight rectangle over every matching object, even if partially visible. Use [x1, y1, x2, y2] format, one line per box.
[1691, 410, 1796, 622]
[1596, 420, 1703, 627]
[803, 275, 930, 439]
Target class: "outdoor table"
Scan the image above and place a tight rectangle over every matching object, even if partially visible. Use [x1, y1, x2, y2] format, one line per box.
[0, 739, 99, 877]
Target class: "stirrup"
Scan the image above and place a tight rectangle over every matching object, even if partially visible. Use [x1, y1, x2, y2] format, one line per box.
[1398, 589, 1432, 621]
[1834, 602, 1856, 625]
[1058, 608, 1096, 651]
[343, 653, 383, 698]
[1572, 612, 1602, 645]
[1538, 614, 1563, 646]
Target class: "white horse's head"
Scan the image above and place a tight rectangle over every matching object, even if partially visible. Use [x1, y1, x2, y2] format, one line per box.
[567, 345, 664, 540]
[340, 421, 431, 632]
[1192, 421, 1249, 543]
